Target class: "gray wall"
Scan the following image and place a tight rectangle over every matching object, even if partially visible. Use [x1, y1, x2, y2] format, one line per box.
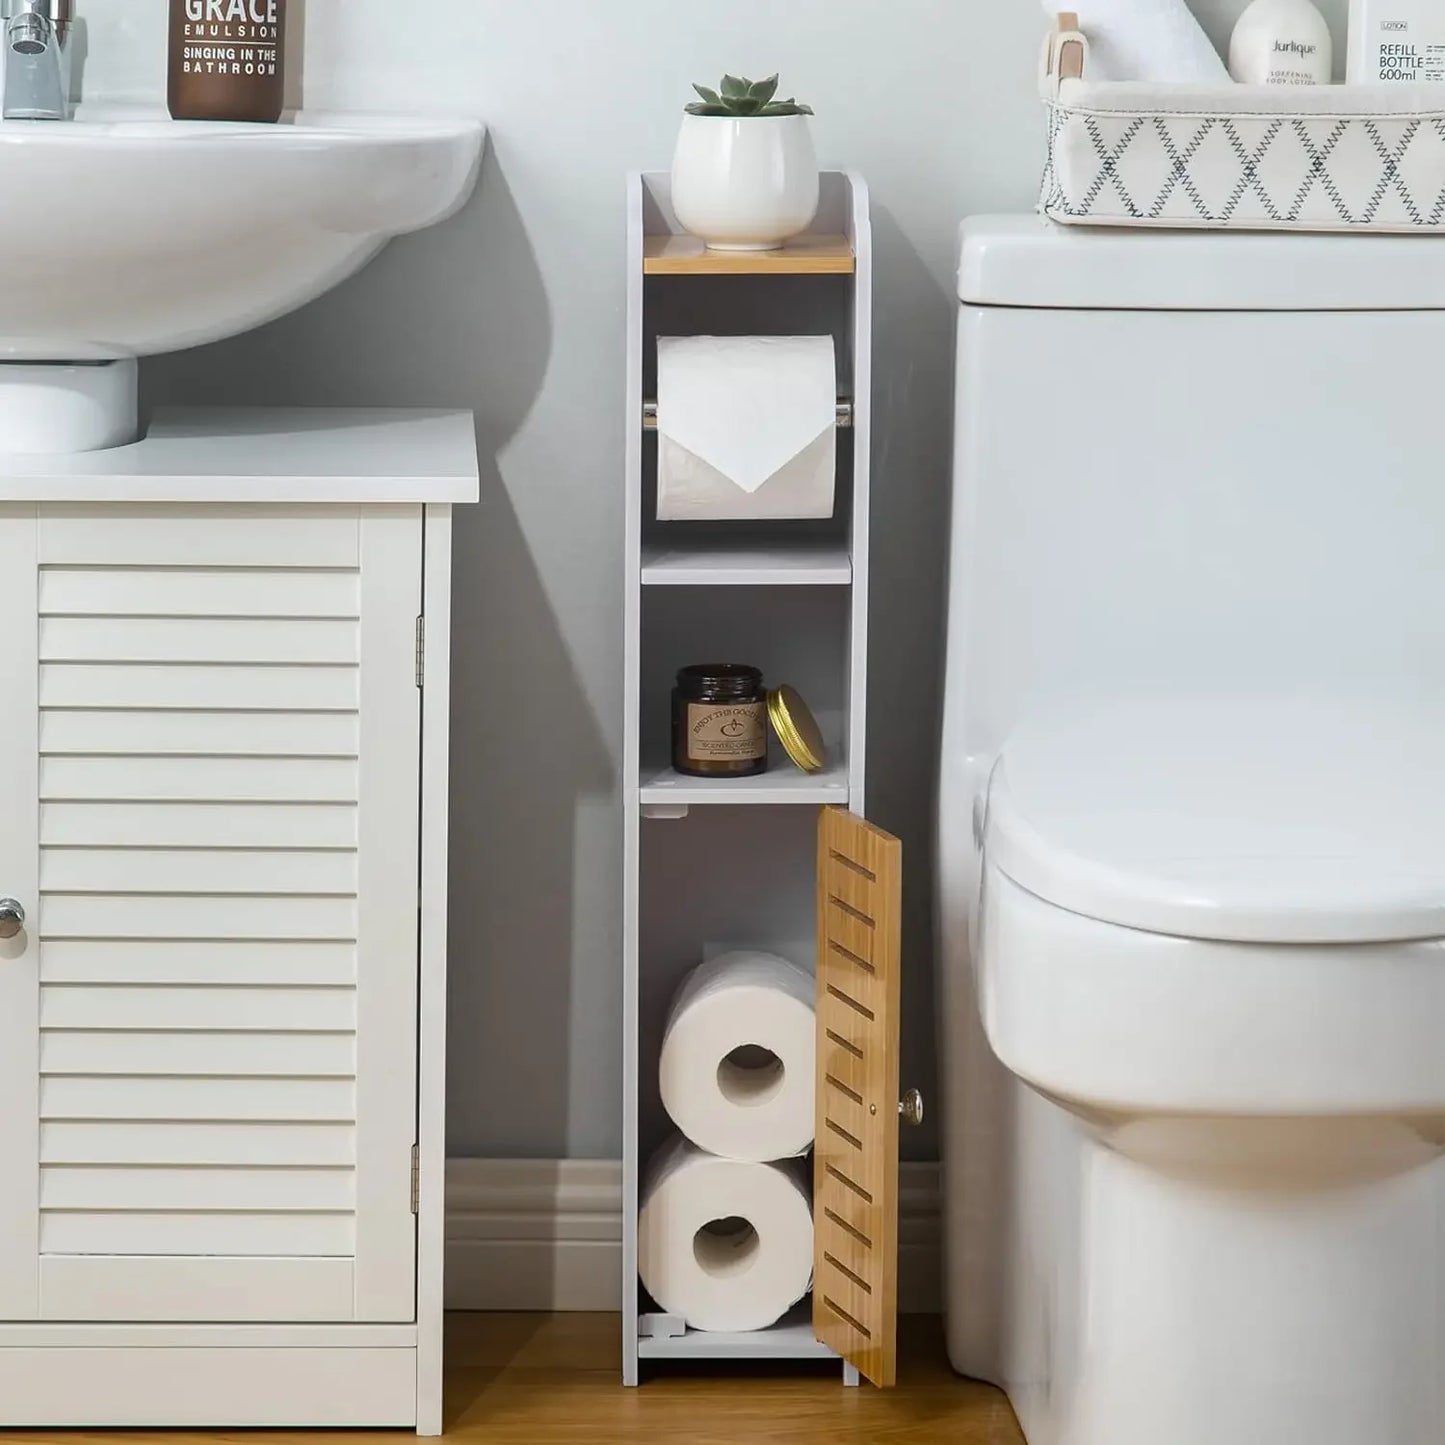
[75, 0, 1344, 1162]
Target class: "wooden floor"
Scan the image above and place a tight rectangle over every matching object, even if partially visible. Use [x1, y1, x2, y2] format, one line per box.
[2, 1314, 1025, 1445]
[444, 1314, 1025, 1444]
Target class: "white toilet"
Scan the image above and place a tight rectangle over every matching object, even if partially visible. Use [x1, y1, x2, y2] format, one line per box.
[939, 218, 1445, 1445]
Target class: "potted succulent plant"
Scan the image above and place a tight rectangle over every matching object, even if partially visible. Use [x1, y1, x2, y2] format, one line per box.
[671, 74, 820, 252]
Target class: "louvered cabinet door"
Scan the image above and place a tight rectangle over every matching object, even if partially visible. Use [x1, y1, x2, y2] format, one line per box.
[0, 505, 423, 1324]
[814, 806, 903, 1388]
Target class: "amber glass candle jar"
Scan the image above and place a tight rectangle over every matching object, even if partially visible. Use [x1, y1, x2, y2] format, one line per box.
[672, 664, 769, 779]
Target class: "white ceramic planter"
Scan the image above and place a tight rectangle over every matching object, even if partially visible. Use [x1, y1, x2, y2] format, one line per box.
[671, 114, 820, 251]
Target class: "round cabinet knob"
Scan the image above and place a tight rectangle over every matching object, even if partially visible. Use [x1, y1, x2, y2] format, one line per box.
[899, 1088, 925, 1128]
[0, 899, 25, 941]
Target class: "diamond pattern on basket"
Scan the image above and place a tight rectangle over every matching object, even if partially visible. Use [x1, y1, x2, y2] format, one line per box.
[1043, 107, 1445, 230]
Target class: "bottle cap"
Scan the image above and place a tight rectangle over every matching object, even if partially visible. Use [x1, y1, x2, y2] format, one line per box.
[768, 685, 828, 775]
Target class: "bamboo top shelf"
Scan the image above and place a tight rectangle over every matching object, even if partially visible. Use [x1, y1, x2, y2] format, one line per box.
[643, 233, 855, 276]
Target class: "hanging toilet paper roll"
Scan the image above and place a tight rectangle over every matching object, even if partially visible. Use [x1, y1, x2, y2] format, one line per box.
[639, 1136, 814, 1333]
[659, 950, 815, 1162]
[655, 335, 837, 521]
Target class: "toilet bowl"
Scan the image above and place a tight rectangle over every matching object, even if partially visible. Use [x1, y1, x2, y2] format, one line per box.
[940, 219, 1445, 1445]
[958, 704, 1445, 1445]
[980, 701, 1445, 1442]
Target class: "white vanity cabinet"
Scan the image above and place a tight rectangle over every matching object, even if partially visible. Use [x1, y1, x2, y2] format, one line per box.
[0, 409, 477, 1432]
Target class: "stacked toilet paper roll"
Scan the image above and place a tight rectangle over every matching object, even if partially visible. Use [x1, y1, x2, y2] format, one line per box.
[640, 950, 817, 1333]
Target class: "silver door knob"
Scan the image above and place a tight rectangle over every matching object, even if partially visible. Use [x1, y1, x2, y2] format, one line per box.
[899, 1089, 924, 1128]
[0, 899, 24, 940]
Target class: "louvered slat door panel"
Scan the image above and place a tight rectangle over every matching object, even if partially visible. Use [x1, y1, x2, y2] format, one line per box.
[39, 939, 358, 985]
[41, 1215, 356, 1258]
[40, 1075, 357, 1122]
[0, 508, 41, 1320]
[0, 506, 423, 1326]
[39, 983, 357, 1031]
[40, 755, 362, 804]
[42, 1120, 356, 1166]
[814, 806, 902, 1388]
[40, 663, 360, 711]
[40, 709, 361, 755]
[42, 803, 358, 850]
[38, 563, 362, 618]
[39, 616, 360, 664]
[40, 848, 358, 895]
[39, 1031, 358, 1077]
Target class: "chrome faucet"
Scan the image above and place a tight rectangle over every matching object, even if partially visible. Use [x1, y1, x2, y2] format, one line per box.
[3, 0, 72, 121]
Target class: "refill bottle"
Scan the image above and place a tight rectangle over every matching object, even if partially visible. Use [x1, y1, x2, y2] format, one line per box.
[1349, 0, 1445, 82]
[1229, 0, 1333, 84]
[169, 0, 287, 122]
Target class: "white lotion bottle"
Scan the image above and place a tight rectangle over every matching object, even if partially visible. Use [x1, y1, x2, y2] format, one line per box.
[1230, 0, 1334, 84]
[1349, 0, 1445, 83]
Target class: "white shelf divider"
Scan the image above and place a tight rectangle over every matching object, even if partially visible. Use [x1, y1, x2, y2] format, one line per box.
[621, 170, 873, 1387]
[641, 540, 852, 588]
[638, 1308, 840, 1361]
[639, 758, 851, 810]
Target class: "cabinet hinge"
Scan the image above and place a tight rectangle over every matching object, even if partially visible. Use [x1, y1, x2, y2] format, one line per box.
[415, 616, 425, 689]
[410, 1144, 421, 1215]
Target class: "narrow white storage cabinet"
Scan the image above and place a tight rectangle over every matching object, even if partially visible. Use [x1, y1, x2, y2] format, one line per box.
[623, 173, 906, 1388]
[0, 408, 475, 1432]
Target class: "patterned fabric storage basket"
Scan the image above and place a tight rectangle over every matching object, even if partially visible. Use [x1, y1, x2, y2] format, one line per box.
[1041, 19, 1445, 232]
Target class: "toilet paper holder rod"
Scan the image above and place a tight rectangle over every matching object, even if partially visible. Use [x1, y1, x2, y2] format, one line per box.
[642, 400, 854, 431]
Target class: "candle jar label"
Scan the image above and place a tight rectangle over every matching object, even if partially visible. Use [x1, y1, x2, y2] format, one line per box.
[687, 702, 768, 762]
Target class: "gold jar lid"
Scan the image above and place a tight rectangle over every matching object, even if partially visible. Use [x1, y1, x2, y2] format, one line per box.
[768, 685, 828, 775]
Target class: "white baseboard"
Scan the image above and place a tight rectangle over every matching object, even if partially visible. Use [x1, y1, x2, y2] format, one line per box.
[445, 1157, 942, 1314]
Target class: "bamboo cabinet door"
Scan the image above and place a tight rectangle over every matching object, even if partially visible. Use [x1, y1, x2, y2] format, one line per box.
[814, 805, 904, 1387]
[0, 505, 423, 1325]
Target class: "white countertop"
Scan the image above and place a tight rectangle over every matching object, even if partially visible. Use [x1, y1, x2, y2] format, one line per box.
[0, 408, 480, 503]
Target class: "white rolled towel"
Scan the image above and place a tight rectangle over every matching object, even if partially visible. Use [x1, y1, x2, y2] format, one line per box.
[1043, 0, 1229, 82]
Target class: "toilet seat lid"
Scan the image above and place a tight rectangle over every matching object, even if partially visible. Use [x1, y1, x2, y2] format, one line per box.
[985, 698, 1445, 944]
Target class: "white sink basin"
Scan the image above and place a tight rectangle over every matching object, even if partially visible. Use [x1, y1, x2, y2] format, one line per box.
[0, 109, 484, 361]
[0, 109, 484, 453]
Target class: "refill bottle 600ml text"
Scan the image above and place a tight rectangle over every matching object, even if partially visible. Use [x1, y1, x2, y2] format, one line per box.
[1349, 0, 1445, 82]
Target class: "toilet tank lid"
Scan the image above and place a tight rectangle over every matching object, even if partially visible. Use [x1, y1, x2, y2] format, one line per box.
[959, 215, 1445, 312]
[985, 697, 1445, 945]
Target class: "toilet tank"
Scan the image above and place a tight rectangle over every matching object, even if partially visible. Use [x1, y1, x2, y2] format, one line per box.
[947, 217, 1445, 794]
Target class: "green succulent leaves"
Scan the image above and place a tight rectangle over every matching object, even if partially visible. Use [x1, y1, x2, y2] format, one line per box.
[686, 74, 814, 118]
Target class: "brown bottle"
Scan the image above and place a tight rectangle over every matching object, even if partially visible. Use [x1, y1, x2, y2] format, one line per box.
[168, 0, 287, 123]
